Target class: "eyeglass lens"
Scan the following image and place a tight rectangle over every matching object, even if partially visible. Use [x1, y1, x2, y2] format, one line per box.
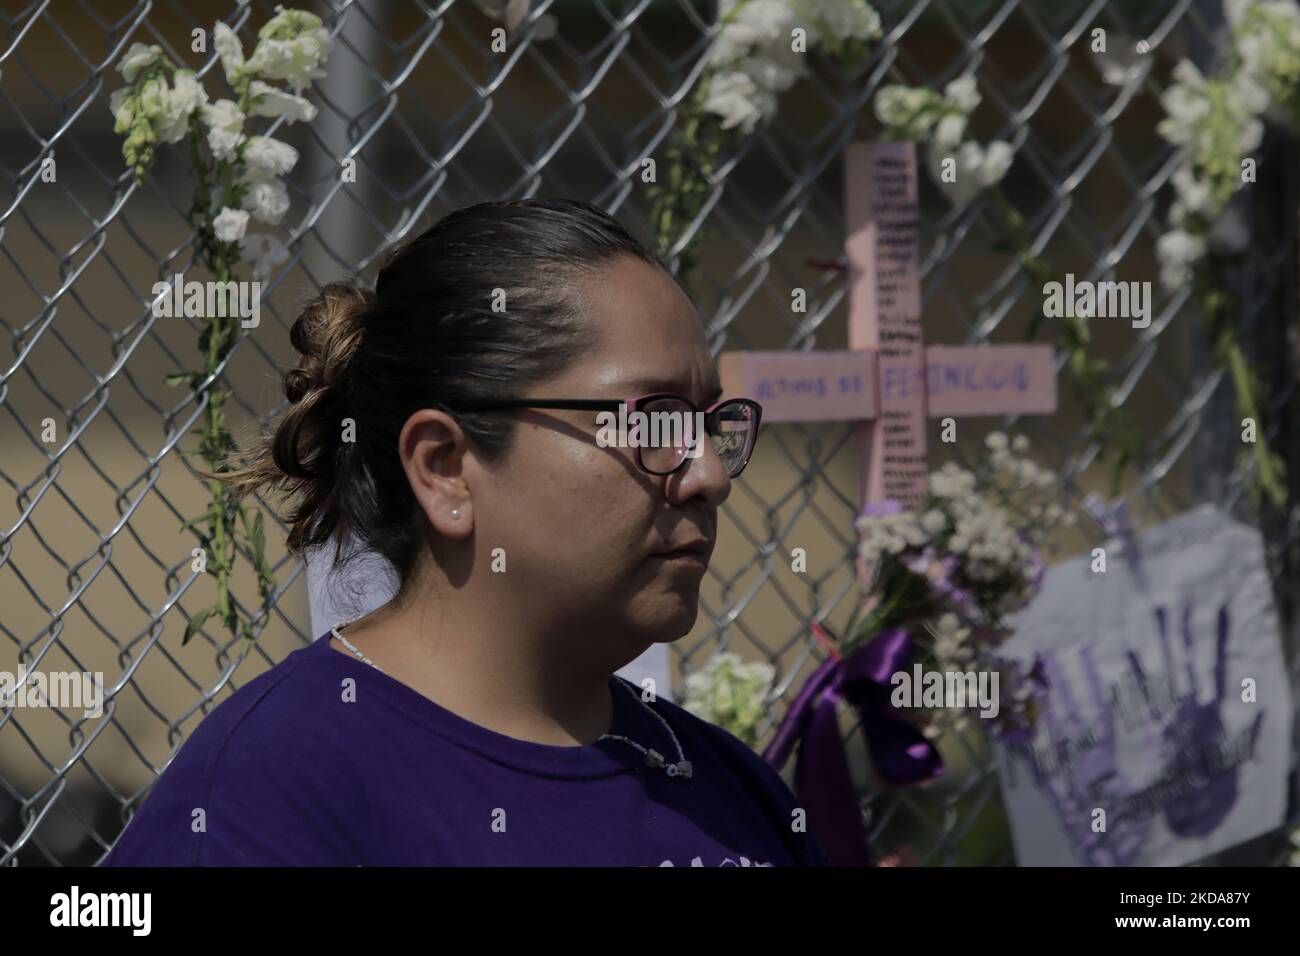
[637, 397, 757, 477]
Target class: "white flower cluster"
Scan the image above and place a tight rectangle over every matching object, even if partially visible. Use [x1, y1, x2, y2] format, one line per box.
[861, 434, 1069, 613]
[942, 481, 1034, 592]
[700, 0, 881, 135]
[918, 612, 978, 738]
[110, 7, 331, 279]
[682, 651, 777, 748]
[109, 47, 209, 174]
[928, 612, 972, 667]
[1230, 0, 1300, 123]
[243, 7, 332, 92]
[982, 431, 1074, 537]
[855, 507, 926, 564]
[875, 74, 978, 145]
[1157, 0, 1300, 289]
[873, 74, 1013, 207]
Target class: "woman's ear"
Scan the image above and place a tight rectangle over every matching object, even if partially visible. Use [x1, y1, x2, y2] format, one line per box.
[399, 408, 474, 540]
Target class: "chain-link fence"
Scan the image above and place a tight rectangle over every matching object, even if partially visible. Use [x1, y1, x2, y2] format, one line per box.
[1, 0, 1297, 866]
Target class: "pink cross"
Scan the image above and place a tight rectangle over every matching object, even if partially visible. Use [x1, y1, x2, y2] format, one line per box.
[720, 143, 1058, 585]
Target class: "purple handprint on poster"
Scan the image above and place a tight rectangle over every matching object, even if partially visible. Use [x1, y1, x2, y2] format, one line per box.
[1152, 598, 1265, 837]
[994, 506, 1290, 867]
[1019, 593, 1268, 865]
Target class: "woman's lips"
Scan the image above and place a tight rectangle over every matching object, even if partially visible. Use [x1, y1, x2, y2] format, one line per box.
[650, 548, 710, 569]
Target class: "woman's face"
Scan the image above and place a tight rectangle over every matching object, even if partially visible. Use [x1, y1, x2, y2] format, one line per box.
[470, 255, 734, 665]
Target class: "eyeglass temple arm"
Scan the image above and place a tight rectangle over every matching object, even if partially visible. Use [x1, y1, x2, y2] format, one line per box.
[459, 399, 626, 411]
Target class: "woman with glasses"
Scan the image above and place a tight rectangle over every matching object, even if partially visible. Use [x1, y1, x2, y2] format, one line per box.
[101, 198, 832, 867]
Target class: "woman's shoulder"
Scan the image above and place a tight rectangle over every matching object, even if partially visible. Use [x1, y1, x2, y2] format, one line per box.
[101, 636, 369, 866]
[174, 636, 360, 766]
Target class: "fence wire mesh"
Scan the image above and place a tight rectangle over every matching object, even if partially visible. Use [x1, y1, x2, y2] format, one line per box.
[1, 0, 1297, 866]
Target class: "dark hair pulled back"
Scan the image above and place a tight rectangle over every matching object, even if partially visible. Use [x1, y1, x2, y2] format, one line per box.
[219, 198, 667, 590]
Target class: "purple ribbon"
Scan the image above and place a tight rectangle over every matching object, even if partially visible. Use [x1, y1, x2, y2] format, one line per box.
[763, 628, 944, 867]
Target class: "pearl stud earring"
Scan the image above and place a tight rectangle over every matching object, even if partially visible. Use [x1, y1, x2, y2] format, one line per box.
[451, 509, 461, 519]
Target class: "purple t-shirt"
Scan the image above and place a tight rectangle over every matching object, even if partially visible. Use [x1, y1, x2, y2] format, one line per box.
[102, 633, 833, 866]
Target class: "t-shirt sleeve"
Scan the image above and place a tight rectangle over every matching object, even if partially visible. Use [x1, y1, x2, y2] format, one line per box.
[102, 686, 367, 866]
[191, 722, 367, 865]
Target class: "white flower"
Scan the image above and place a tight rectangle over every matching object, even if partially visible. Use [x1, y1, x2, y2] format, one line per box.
[1225, 0, 1252, 29]
[214, 22, 245, 82]
[739, 48, 805, 95]
[135, 77, 167, 119]
[118, 42, 164, 83]
[213, 206, 250, 242]
[977, 140, 1014, 187]
[245, 8, 332, 92]
[1227, 70, 1270, 117]
[1156, 228, 1207, 290]
[932, 112, 967, 150]
[790, 0, 882, 47]
[170, 69, 207, 115]
[874, 84, 935, 134]
[820, 0, 882, 42]
[109, 88, 134, 134]
[929, 462, 977, 500]
[1171, 165, 1214, 215]
[247, 80, 318, 123]
[239, 232, 290, 280]
[929, 140, 990, 207]
[920, 509, 947, 535]
[242, 135, 299, 177]
[1157, 61, 1211, 146]
[239, 174, 291, 225]
[731, 0, 797, 46]
[152, 69, 206, 144]
[708, 1, 795, 65]
[701, 69, 770, 134]
[1236, 114, 1265, 154]
[201, 98, 246, 161]
[1209, 206, 1250, 253]
[930, 612, 972, 664]
[986, 431, 1008, 451]
[944, 73, 980, 114]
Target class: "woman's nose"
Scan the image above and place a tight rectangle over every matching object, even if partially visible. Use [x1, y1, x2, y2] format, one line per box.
[665, 437, 731, 506]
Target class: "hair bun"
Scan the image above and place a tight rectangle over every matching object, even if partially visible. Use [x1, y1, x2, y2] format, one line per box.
[286, 280, 375, 404]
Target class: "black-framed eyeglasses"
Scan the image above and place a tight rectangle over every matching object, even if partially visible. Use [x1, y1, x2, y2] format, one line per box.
[457, 392, 763, 478]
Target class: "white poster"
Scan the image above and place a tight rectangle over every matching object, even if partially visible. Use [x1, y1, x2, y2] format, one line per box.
[994, 505, 1291, 866]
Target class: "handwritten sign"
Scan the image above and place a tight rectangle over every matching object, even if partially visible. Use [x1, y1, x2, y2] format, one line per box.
[919, 346, 1056, 415]
[846, 142, 928, 509]
[719, 351, 878, 423]
[721, 345, 1056, 423]
[993, 506, 1291, 866]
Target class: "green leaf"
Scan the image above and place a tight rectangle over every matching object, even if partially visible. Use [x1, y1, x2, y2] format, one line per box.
[183, 607, 215, 646]
[251, 511, 266, 564]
